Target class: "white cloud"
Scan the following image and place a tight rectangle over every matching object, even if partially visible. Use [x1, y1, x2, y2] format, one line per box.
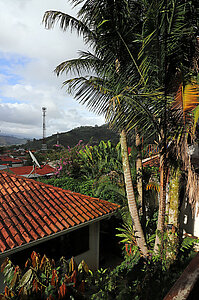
[0, 0, 105, 138]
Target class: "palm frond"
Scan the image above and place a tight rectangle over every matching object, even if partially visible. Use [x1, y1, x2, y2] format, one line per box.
[146, 182, 160, 192]
[54, 55, 101, 77]
[193, 106, 199, 133]
[42, 10, 96, 43]
[183, 82, 199, 112]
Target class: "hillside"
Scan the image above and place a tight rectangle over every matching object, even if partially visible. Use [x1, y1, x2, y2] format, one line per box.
[25, 124, 119, 149]
[0, 135, 27, 146]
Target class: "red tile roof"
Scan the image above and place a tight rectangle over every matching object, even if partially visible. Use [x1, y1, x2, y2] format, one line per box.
[142, 155, 160, 168]
[8, 165, 55, 176]
[0, 157, 22, 163]
[0, 171, 119, 254]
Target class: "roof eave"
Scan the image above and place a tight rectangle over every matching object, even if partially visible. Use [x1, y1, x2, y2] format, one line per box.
[0, 211, 117, 259]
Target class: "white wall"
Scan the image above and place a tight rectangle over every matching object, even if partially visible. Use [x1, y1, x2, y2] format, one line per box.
[74, 222, 100, 270]
[194, 202, 199, 237]
[12, 163, 23, 167]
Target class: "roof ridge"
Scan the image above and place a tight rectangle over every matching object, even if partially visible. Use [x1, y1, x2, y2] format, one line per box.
[0, 170, 119, 207]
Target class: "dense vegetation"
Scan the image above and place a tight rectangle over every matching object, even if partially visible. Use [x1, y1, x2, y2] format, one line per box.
[24, 124, 119, 150]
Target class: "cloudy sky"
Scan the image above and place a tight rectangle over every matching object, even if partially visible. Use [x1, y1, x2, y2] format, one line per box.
[0, 0, 105, 139]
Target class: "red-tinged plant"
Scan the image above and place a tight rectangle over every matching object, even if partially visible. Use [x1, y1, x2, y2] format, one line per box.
[58, 283, 67, 299]
[47, 295, 54, 300]
[0, 251, 90, 299]
[51, 269, 58, 287]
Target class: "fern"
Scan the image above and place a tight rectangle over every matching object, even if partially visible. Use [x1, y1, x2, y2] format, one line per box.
[180, 236, 199, 252]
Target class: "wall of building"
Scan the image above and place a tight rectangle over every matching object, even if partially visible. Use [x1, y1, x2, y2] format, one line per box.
[180, 196, 195, 236]
[74, 222, 100, 270]
[194, 202, 199, 237]
[12, 163, 23, 167]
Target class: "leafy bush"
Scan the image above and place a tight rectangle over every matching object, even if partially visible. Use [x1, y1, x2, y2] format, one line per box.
[40, 177, 94, 197]
[0, 251, 89, 299]
[83, 232, 199, 300]
[84, 247, 197, 300]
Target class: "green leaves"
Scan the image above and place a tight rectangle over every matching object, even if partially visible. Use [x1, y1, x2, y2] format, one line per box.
[180, 236, 199, 252]
[0, 252, 90, 299]
[19, 269, 33, 288]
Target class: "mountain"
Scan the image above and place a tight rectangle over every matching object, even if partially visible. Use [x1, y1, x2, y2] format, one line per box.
[0, 135, 27, 146]
[25, 124, 119, 149]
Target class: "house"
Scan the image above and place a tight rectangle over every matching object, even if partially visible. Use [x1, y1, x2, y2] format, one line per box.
[142, 154, 159, 168]
[8, 164, 55, 178]
[0, 171, 119, 291]
[0, 156, 23, 168]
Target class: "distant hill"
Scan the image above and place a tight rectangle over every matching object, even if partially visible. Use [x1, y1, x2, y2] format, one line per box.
[25, 124, 119, 150]
[0, 135, 27, 146]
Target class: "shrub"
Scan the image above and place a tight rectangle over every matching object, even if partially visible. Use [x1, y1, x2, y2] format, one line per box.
[0, 251, 89, 299]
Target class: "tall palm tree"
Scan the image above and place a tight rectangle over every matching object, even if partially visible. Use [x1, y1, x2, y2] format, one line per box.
[101, 0, 199, 252]
[43, 0, 149, 256]
[130, 0, 199, 252]
[43, 0, 199, 256]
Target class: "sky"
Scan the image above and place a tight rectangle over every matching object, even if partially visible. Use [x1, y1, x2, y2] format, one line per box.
[0, 0, 105, 139]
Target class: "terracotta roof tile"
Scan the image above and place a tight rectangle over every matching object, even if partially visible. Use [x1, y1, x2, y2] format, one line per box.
[0, 157, 22, 163]
[0, 171, 119, 254]
[0, 239, 6, 252]
[142, 155, 160, 168]
[8, 165, 55, 176]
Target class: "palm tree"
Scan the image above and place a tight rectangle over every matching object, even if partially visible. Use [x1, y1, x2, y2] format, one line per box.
[93, 0, 199, 252]
[43, 0, 199, 256]
[130, 0, 199, 252]
[43, 0, 149, 256]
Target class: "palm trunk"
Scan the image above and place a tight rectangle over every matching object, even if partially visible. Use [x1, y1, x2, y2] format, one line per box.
[120, 130, 148, 257]
[168, 167, 180, 228]
[135, 129, 145, 224]
[167, 167, 180, 260]
[154, 151, 167, 253]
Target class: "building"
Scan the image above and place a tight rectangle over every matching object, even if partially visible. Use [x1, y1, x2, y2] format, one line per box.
[0, 156, 23, 168]
[8, 164, 55, 178]
[0, 171, 119, 291]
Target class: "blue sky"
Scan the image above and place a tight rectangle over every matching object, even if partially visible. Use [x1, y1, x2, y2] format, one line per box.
[0, 0, 104, 139]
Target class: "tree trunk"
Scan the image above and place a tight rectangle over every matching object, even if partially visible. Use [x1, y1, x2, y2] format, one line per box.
[154, 152, 167, 253]
[167, 167, 181, 260]
[135, 128, 145, 225]
[120, 130, 148, 257]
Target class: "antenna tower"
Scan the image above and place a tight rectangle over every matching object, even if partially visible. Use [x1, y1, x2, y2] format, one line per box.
[42, 107, 47, 150]
[57, 132, 59, 145]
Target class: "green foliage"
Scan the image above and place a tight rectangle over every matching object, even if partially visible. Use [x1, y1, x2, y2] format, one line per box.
[40, 176, 94, 197]
[0, 252, 89, 299]
[47, 139, 123, 181]
[78, 140, 123, 180]
[180, 235, 199, 252]
[115, 219, 140, 258]
[83, 237, 197, 300]
[39, 140, 127, 205]
[1, 238, 195, 300]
